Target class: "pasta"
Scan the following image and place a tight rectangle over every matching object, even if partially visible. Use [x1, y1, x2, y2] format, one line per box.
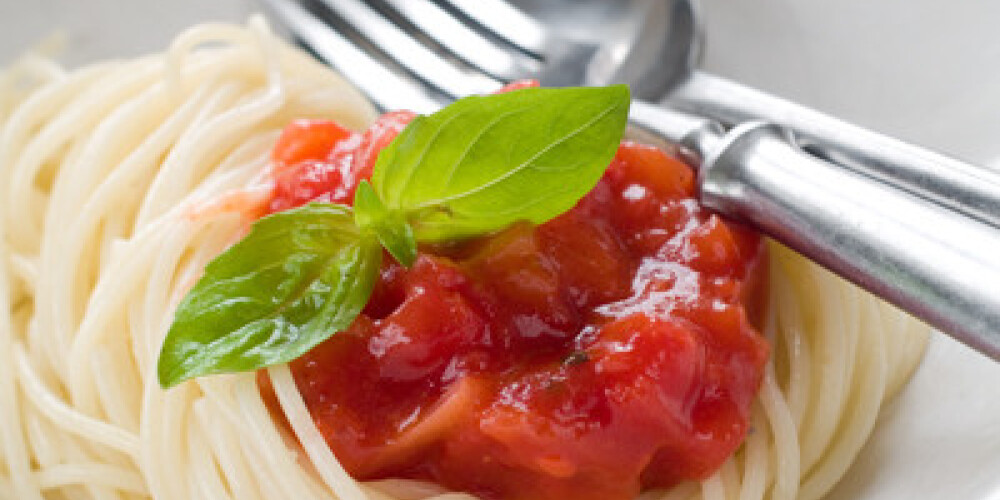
[0, 18, 929, 500]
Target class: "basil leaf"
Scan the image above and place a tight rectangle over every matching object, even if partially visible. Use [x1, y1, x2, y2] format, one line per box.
[354, 180, 418, 267]
[371, 85, 630, 242]
[157, 203, 382, 388]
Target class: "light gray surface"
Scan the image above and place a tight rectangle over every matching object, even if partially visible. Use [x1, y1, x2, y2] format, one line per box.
[701, 0, 1000, 165]
[0, 0, 252, 67]
[3, 1, 1000, 499]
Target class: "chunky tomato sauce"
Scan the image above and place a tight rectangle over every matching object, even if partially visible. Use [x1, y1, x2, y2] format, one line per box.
[262, 107, 769, 500]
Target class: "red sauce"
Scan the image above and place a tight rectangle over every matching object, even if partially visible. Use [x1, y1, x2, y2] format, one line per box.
[262, 110, 769, 500]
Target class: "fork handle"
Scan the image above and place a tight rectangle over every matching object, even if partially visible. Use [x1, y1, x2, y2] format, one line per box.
[702, 122, 1000, 359]
[669, 71, 1000, 228]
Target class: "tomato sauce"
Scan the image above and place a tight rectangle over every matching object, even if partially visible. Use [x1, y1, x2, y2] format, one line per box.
[263, 110, 769, 500]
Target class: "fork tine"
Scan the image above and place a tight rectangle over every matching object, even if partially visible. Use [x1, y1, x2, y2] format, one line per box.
[314, 0, 503, 100]
[258, 0, 444, 113]
[378, 0, 542, 81]
[436, 0, 549, 57]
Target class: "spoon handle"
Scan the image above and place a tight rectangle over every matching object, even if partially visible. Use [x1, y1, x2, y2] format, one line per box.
[668, 71, 1000, 228]
[700, 122, 1000, 360]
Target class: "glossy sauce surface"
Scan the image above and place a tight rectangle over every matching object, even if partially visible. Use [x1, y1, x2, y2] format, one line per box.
[263, 113, 769, 500]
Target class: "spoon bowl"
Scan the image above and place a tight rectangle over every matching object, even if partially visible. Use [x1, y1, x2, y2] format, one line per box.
[508, 0, 701, 101]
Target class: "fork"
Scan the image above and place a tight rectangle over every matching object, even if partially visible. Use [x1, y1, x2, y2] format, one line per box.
[259, 0, 584, 113]
[258, 0, 1000, 360]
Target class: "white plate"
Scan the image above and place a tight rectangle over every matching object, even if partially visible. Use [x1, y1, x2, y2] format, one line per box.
[4, 1, 1000, 499]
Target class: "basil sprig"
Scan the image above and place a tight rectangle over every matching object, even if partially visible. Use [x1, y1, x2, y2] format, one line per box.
[157, 205, 382, 388]
[157, 85, 630, 388]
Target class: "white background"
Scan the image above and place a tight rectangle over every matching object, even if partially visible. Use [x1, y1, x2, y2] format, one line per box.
[3, 1, 1000, 498]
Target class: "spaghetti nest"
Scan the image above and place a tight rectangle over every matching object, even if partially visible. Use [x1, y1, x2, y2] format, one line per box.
[0, 18, 928, 500]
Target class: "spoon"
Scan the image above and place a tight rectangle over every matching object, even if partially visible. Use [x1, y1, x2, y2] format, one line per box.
[504, 0, 698, 102]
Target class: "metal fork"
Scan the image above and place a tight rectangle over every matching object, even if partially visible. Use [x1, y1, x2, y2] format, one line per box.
[258, 0, 1000, 360]
[258, 0, 592, 113]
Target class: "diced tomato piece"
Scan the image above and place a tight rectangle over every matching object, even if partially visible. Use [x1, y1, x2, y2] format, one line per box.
[271, 119, 354, 166]
[269, 159, 350, 213]
[607, 141, 695, 200]
[669, 215, 743, 277]
[461, 223, 580, 359]
[494, 80, 540, 93]
[353, 110, 417, 182]
[537, 208, 634, 310]
[268, 113, 415, 212]
[371, 256, 487, 383]
[364, 259, 408, 320]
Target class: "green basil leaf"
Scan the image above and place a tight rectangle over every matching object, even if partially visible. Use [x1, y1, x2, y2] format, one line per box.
[157, 203, 381, 388]
[354, 180, 418, 267]
[371, 85, 630, 242]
